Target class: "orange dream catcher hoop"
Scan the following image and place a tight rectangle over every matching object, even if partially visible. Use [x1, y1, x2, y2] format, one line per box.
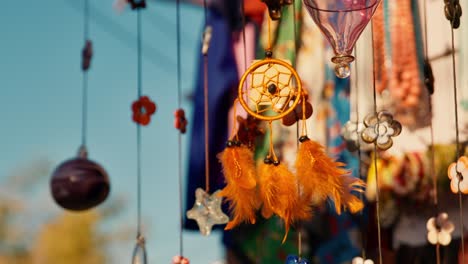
[237, 55, 303, 122]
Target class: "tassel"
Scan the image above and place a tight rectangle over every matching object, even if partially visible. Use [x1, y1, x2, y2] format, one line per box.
[296, 136, 365, 214]
[218, 142, 259, 230]
[258, 161, 310, 243]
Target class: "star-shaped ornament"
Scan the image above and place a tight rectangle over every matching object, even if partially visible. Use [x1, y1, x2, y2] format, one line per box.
[186, 188, 229, 236]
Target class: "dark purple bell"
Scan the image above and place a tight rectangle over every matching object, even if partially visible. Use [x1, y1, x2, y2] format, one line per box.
[50, 146, 110, 211]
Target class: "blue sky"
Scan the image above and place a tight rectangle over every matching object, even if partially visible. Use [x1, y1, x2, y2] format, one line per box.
[0, 0, 224, 263]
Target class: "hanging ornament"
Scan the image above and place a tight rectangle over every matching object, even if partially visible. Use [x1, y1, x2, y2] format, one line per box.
[174, 108, 188, 134]
[172, 256, 190, 264]
[50, 146, 110, 211]
[261, 0, 293, 20]
[352, 257, 374, 264]
[341, 121, 368, 152]
[295, 136, 365, 214]
[444, 0, 462, 29]
[51, 0, 110, 211]
[303, 0, 380, 78]
[131, 235, 147, 264]
[186, 188, 229, 236]
[447, 156, 468, 194]
[238, 53, 303, 122]
[258, 155, 310, 243]
[361, 111, 402, 150]
[282, 96, 314, 127]
[285, 255, 310, 264]
[426, 212, 455, 246]
[218, 140, 259, 230]
[132, 96, 156, 126]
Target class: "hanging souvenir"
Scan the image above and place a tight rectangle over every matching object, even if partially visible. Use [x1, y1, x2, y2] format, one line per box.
[303, 0, 381, 78]
[50, 0, 110, 211]
[186, 4, 229, 235]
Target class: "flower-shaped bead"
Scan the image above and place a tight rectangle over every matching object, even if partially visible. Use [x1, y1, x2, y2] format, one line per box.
[352, 257, 374, 264]
[132, 96, 156, 126]
[172, 256, 190, 264]
[341, 120, 372, 152]
[448, 156, 468, 194]
[361, 111, 402, 150]
[426, 212, 454, 246]
[174, 108, 188, 134]
[285, 255, 310, 264]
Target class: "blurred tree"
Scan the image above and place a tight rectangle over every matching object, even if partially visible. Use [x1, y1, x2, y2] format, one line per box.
[0, 159, 130, 264]
[31, 211, 106, 264]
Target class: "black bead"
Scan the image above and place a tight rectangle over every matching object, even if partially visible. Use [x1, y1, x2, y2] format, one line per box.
[226, 140, 235, 147]
[273, 160, 280, 166]
[268, 83, 277, 94]
[234, 140, 242, 147]
[299, 136, 310, 143]
[264, 157, 273, 164]
[265, 50, 273, 58]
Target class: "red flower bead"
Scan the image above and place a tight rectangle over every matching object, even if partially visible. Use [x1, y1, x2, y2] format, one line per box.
[174, 108, 188, 134]
[132, 96, 156, 126]
[172, 255, 190, 264]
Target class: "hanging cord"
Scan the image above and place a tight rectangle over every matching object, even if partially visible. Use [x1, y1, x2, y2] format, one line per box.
[240, 0, 248, 73]
[421, 0, 440, 261]
[371, 19, 383, 264]
[422, 0, 438, 206]
[268, 121, 278, 162]
[290, 0, 303, 259]
[81, 0, 90, 148]
[353, 46, 368, 260]
[202, 0, 210, 193]
[136, 8, 143, 239]
[175, 0, 184, 257]
[450, 22, 465, 263]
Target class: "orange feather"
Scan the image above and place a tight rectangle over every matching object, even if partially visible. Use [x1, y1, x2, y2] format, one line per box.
[296, 138, 365, 215]
[258, 162, 311, 243]
[218, 145, 259, 230]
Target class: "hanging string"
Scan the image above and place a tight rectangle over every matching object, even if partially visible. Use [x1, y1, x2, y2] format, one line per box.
[240, 0, 248, 72]
[421, 0, 439, 209]
[267, 17, 272, 52]
[81, 0, 90, 148]
[136, 8, 143, 239]
[290, 0, 303, 259]
[202, 0, 210, 193]
[450, 22, 465, 263]
[175, 0, 184, 257]
[353, 45, 368, 260]
[268, 121, 278, 162]
[370, 19, 383, 264]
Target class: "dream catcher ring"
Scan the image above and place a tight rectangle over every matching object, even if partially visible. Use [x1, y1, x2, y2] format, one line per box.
[238, 57, 303, 121]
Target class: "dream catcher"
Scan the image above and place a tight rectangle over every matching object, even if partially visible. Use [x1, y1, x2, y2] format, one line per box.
[218, 0, 365, 245]
[50, 0, 110, 211]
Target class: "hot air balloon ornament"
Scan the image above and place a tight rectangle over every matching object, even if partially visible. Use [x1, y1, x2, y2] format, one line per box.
[303, 0, 381, 78]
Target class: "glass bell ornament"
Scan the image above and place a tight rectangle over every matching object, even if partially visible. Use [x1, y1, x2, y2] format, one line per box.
[50, 145, 110, 211]
[132, 236, 147, 264]
[303, 0, 380, 78]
